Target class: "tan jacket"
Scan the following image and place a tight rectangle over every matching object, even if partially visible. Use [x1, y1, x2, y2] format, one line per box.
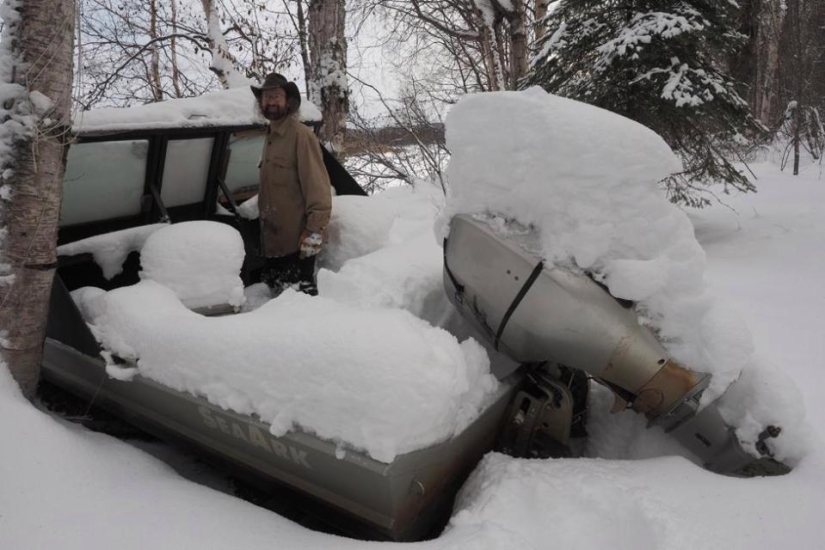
[258, 116, 332, 257]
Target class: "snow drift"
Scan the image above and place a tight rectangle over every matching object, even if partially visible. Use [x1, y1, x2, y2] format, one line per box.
[87, 281, 498, 463]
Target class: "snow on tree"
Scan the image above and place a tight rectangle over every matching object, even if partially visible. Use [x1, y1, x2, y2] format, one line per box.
[0, 0, 75, 397]
[201, 0, 251, 88]
[76, 1, 304, 109]
[527, 0, 766, 207]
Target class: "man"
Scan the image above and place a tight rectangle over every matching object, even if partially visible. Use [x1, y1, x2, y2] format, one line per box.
[251, 73, 332, 296]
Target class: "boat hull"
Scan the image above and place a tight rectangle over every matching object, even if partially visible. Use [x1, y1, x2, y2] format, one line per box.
[41, 338, 515, 540]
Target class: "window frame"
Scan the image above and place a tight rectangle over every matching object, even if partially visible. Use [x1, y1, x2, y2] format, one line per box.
[59, 118, 363, 246]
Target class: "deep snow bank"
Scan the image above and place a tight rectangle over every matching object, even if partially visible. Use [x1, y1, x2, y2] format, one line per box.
[2, 165, 821, 549]
[320, 195, 395, 271]
[64, 201, 498, 463]
[441, 88, 806, 459]
[445, 450, 821, 549]
[319, 233, 451, 327]
[0, 360, 356, 550]
[320, 184, 454, 327]
[87, 281, 498, 463]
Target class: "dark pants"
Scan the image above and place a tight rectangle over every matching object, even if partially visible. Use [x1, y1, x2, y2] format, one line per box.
[261, 253, 318, 296]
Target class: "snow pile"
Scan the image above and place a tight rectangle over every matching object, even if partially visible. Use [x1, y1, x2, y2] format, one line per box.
[376, 183, 446, 244]
[73, 87, 321, 135]
[1, 137, 823, 550]
[237, 195, 259, 219]
[319, 195, 395, 271]
[320, 184, 454, 326]
[445, 451, 821, 549]
[216, 195, 260, 220]
[88, 282, 498, 462]
[319, 234, 451, 326]
[140, 221, 245, 310]
[70, 286, 107, 321]
[442, 88, 804, 457]
[442, 87, 681, 245]
[57, 224, 168, 279]
[0, 360, 341, 550]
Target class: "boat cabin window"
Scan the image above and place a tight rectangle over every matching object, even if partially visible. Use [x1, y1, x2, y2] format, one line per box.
[224, 130, 265, 197]
[60, 140, 148, 227]
[160, 138, 215, 207]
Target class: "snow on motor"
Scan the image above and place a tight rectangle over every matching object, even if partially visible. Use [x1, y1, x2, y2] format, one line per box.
[439, 87, 798, 477]
[443, 213, 788, 476]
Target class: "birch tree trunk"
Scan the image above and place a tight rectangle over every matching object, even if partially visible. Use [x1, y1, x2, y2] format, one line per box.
[0, 0, 75, 398]
[308, 0, 348, 154]
[170, 0, 183, 97]
[476, 8, 503, 91]
[150, 0, 163, 101]
[534, 0, 549, 43]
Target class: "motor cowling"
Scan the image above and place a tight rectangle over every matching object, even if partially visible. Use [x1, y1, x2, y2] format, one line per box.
[444, 214, 789, 476]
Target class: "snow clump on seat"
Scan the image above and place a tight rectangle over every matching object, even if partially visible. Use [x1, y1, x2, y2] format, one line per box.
[140, 221, 246, 310]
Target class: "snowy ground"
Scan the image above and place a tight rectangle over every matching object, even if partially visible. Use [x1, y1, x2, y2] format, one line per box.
[1, 84, 823, 548]
[0, 161, 821, 550]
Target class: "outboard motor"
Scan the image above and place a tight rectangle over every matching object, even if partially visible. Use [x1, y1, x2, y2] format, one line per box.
[444, 214, 789, 476]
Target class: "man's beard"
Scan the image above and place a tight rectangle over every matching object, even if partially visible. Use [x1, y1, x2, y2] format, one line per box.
[262, 105, 288, 121]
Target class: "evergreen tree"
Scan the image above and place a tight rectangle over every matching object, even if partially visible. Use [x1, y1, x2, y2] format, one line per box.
[527, 0, 765, 207]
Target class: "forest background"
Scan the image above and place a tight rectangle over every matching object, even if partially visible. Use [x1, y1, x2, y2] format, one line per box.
[68, 0, 825, 198]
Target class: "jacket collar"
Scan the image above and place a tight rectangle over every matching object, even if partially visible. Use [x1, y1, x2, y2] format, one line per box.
[268, 115, 293, 136]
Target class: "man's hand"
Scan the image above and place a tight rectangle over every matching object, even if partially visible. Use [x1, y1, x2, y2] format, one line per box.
[299, 231, 323, 258]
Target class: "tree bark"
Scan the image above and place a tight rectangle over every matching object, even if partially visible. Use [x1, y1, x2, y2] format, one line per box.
[150, 0, 163, 101]
[475, 7, 502, 90]
[0, 0, 75, 398]
[506, 0, 529, 88]
[170, 0, 183, 98]
[791, 0, 801, 175]
[308, 0, 349, 155]
[755, 0, 784, 124]
[293, 0, 312, 98]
